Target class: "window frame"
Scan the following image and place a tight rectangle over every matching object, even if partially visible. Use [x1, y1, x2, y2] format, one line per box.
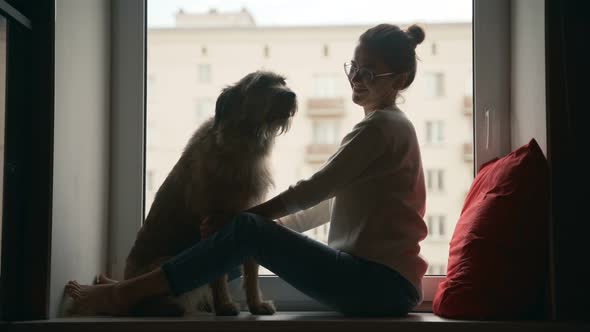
[111, 0, 511, 311]
[108, 0, 146, 281]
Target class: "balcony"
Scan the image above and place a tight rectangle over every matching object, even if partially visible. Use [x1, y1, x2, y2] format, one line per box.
[306, 97, 345, 117]
[463, 142, 473, 162]
[305, 144, 338, 164]
[462, 95, 473, 116]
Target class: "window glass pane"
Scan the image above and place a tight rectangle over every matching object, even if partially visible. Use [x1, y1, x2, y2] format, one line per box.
[437, 121, 444, 142]
[426, 121, 433, 143]
[439, 215, 446, 237]
[426, 120, 444, 144]
[195, 98, 214, 122]
[323, 44, 329, 57]
[426, 169, 435, 190]
[312, 74, 338, 97]
[424, 72, 445, 98]
[198, 64, 211, 83]
[438, 169, 445, 191]
[263, 45, 270, 58]
[147, 0, 472, 276]
[312, 120, 339, 144]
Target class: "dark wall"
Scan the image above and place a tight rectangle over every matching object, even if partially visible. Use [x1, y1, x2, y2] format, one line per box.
[545, 0, 589, 321]
[0, 0, 55, 320]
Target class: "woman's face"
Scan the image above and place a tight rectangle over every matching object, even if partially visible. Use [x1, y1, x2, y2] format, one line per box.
[348, 44, 398, 111]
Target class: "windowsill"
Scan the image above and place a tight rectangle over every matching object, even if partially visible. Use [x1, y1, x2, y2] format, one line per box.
[6, 312, 586, 332]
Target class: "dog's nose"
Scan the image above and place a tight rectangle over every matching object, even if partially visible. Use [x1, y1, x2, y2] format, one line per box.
[283, 91, 296, 99]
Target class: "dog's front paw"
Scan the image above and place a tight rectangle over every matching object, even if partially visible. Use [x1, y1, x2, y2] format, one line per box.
[215, 302, 241, 316]
[248, 300, 276, 315]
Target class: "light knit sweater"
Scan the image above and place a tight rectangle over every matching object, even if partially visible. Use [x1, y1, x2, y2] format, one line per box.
[278, 106, 428, 303]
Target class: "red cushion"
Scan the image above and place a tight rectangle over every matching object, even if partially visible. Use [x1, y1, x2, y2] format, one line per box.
[432, 138, 549, 319]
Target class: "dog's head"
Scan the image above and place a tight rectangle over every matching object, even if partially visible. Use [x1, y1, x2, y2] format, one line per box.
[213, 71, 297, 140]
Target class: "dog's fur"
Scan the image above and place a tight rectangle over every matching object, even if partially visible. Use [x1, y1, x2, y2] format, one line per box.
[124, 71, 297, 316]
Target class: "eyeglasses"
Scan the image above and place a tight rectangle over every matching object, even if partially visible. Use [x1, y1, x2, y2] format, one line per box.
[343, 61, 396, 83]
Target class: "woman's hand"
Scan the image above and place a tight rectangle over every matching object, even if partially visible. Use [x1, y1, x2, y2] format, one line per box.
[245, 195, 289, 220]
[200, 213, 235, 239]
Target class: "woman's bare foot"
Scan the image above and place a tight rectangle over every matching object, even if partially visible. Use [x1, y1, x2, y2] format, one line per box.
[64, 280, 129, 316]
[95, 273, 118, 285]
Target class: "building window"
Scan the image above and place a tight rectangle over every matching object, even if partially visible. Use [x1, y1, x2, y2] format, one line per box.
[263, 45, 270, 58]
[437, 169, 445, 191]
[201, 46, 207, 56]
[426, 169, 445, 192]
[424, 72, 445, 98]
[439, 216, 446, 237]
[426, 214, 447, 238]
[431, 42, 437, 55]
[198, 64, 211, 83]
[426, 120, 444, 144]
[426, 215, 434, 235]
[312, 74, 338, 97]
[427, 263, 446, 275]
[312, 120, 339, 145]
[195, 98, 214, 122]
[323, 44, 329, 57]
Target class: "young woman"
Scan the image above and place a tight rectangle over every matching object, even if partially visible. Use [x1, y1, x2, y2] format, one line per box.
[66, 23, 428, 317]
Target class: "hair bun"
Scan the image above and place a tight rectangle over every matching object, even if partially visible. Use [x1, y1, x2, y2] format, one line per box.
[406, 24, 425, 47]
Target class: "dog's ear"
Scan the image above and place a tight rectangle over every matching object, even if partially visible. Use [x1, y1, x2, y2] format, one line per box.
[214, 86, 239, 127]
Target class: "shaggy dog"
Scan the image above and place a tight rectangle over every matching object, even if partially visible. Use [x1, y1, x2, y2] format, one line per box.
[123, 71, 297, 316]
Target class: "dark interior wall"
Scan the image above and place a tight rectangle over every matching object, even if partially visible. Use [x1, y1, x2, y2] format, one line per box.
[545, 0, 589, 321]
[0, 0, 54, 320]
[4, 1, 32, 18]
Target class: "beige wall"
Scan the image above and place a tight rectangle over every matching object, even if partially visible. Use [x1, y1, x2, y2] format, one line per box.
[511, 0, 547, 155]
[146, 22, 473, 274]
[50, 0, 111, 317]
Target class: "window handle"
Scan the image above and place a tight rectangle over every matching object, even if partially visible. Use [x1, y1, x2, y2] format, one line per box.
[484, 106, 491, 150]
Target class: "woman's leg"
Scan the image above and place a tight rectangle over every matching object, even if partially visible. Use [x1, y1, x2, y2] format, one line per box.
[66, 212, 418, 316]
[65, 266, 171, 315]
[161, 212, 419, 316]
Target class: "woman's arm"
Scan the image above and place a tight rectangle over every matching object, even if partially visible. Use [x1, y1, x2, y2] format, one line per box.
[245, 194, 289, 220]
[280, 118, 388, 214]
[279, 199, 331, 233]
[201, 192, 290, 236]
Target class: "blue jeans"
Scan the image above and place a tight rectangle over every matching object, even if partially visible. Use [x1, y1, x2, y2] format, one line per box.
[161, 212, 419, 316]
